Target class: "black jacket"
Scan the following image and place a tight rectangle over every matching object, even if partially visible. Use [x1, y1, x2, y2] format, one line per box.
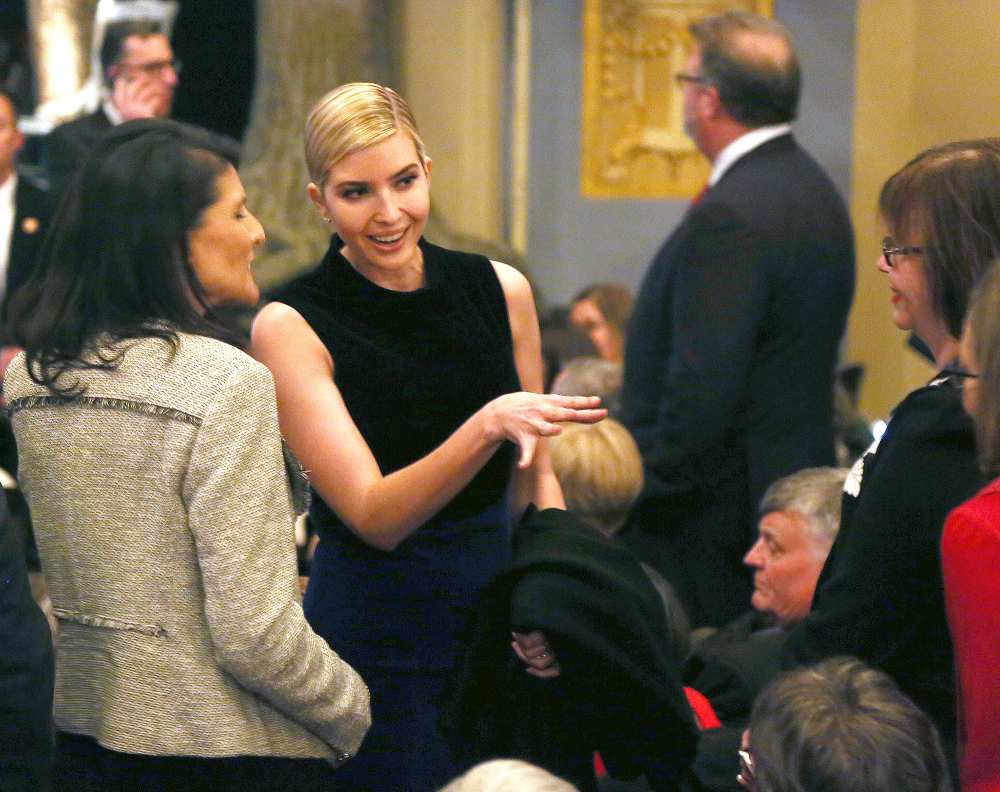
[447, 508, 698, 791]
[783, 373, 981, 747]
[3, 172, 53, 338]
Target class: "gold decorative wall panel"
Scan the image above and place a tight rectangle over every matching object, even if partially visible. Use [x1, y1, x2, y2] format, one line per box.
[582, 0, 772, 198]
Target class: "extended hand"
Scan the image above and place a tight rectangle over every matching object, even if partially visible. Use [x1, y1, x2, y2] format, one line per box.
[483, 393, 605, 469]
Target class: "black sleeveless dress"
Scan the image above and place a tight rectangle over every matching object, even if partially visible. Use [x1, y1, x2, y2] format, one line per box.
[273, 235, 520, 791]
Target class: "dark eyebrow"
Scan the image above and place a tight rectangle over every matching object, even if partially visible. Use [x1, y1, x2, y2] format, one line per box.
[333, 163, 419, 191]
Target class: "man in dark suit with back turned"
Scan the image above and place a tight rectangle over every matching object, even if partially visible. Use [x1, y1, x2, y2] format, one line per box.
[621, 11, 855, 629]
[45, 19, 179, 195]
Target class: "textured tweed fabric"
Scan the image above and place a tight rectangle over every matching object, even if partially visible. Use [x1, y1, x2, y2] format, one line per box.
[4, 332, 370, 760]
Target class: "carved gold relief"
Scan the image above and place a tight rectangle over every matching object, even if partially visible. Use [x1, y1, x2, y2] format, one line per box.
[582, 0, 773, 198]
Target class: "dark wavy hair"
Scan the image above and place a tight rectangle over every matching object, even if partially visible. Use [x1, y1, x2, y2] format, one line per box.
[689, 11, 800, 127]
[749, 658, 951, 792]
[8, 118, 239, 395]
[880, 138, 1000, 339]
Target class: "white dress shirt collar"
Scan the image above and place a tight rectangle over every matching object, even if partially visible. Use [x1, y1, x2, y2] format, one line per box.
[0, 172, 18, 302]
[102, 97, 125, 127]
[708, 123, 793, 186]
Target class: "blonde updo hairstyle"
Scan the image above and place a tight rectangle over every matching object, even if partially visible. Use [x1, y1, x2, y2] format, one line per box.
[549, 419, 644, 537]
[304, 82, 428, 187]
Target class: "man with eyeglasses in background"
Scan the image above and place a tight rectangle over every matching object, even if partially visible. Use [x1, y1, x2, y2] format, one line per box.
[621, 11, 855, 631]
[44, 20, 180, 195]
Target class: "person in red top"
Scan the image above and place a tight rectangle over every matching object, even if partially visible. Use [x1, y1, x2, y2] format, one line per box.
[942, 260, 1000, 792]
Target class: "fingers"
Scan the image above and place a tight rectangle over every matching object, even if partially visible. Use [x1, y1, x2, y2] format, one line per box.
[517, 433, 537, 469]
[546, 394, 603, 407]
[511, 631, 561, 678]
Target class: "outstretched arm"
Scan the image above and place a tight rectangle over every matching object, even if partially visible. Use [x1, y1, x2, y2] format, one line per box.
[252, 302, 604, 552]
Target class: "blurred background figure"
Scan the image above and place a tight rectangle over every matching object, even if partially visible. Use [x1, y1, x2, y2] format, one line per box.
[550, 357, 623, 419]
[744, 658, 951, 792]
[0, 87, 50, 337]
[569, 282, 632, 364]
[941, 261, 1000, 792]
[439, 759, 579, 792]
[45, 18, 179, 194]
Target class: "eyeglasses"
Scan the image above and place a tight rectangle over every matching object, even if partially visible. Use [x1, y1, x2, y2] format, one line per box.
[117, 58, 183, 78]
[674, 72, 708, 87]
[737, 748, 756, 790]
[939, 368, 980, 387]
[881, 236, 924, 268]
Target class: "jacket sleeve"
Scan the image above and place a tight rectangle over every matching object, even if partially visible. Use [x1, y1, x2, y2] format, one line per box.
[642, 204, 771, 499]
[941, 495, 1000, 786]
[182, 361, 370, 756]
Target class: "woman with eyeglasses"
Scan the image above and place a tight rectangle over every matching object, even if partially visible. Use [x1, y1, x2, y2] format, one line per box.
[738, 657, 951, 792]
[781, 139, 1000, 764]
[941, 261, 1000, 792]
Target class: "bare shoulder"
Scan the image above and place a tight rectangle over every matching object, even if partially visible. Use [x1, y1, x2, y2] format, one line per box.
[490, 260, 536, 328]
[491, 260, 533, 302]
[251, 301, 332, 371]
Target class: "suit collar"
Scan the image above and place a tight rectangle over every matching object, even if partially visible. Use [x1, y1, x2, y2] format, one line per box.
[709, 126, 794, 186]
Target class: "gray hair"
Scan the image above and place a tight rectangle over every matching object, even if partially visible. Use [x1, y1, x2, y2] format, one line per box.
[749, 658, 951, 792]
[689, 11, 800, 126]
[550, 356, 622, 417]
[758, 467, 849, 547]
[438, 760, 579, 792]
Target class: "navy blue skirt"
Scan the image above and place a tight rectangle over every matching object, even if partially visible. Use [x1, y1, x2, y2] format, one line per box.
[304, 501, 510, 791]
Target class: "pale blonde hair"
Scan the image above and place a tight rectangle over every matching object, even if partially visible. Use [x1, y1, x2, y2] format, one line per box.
[304, 82, 428, 185]
[549, 419, 643, 536]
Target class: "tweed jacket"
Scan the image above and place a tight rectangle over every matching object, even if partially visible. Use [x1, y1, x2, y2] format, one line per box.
[3, 332, 370, 760]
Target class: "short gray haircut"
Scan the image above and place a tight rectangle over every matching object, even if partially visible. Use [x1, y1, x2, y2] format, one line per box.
[550, 356, 622, 417]
[438, 760, 579, 792]
[758, 467, 849, 547]
[749, 657, 951, 792]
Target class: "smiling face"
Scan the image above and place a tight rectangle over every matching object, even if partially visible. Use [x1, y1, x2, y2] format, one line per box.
[310, 130, 431, 292]
[187, 165, 265, 307]
[743, 510, 829, 628]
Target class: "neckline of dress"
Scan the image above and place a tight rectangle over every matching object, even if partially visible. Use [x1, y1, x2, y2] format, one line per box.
[326, 234, 437, 298]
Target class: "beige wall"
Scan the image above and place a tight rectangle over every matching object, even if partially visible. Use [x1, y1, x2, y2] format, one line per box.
[395, 0, 505, 242]
[850, 0, 1000, 418]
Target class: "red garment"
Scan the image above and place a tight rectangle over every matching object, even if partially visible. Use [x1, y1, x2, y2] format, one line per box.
[942, 478, 1000, 792]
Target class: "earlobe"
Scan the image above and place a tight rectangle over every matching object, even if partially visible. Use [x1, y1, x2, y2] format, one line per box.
[308, 182, 332, 224]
